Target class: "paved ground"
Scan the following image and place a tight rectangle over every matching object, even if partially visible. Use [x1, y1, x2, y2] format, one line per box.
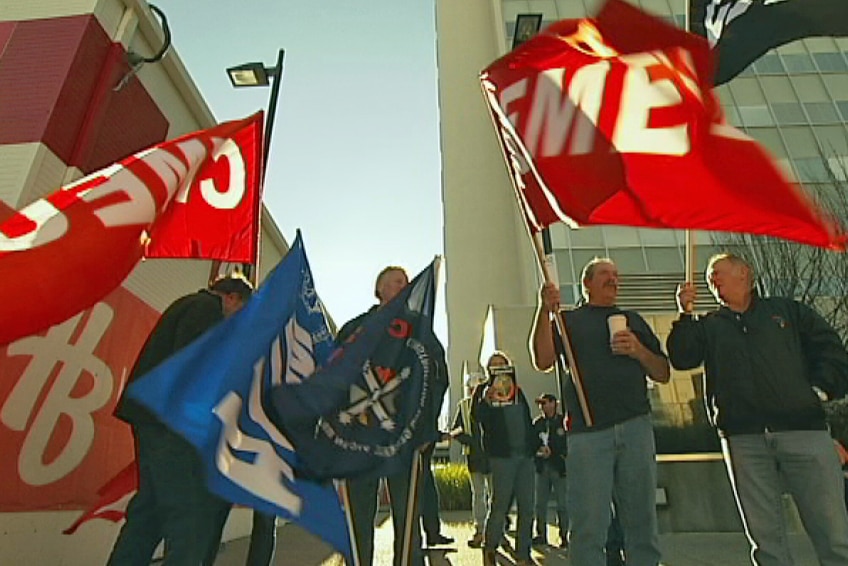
[212, 510, 818, 565]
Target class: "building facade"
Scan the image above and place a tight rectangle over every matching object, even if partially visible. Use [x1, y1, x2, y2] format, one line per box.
[436, 0, 848, 436]
[0, 1, 287, 563]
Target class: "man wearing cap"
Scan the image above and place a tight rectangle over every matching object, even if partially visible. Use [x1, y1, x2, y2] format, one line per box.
[532, 393, 568, 549]
[108, 274, 253, 565]
[449, 371, 491, 547]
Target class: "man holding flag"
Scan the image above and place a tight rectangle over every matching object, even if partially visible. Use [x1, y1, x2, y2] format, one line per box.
[271, 260, 448, 565]
[669, 254, 848, 566]
[108, 274, 252, 565]
[336, 266, 425, 566]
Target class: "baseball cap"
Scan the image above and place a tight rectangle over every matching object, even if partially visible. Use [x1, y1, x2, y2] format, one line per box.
[535, 393, 557, 404]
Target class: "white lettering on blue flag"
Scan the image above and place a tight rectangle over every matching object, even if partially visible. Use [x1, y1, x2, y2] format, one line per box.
[212, 361, 302, 515]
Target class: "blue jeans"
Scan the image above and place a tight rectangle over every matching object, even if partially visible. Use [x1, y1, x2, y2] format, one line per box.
[108, 424, 227, 566]
[534, 466, 568, 542]
[484, 455, 535, 561]
[567, 414, 660, 566]
[723, 430, 848, 566]
[470, 471, 491, 536]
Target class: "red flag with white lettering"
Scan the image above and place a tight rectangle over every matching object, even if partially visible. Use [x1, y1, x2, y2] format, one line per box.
[480, 0, 846, 250]
[62, 460, 137, 534]
[0, 113, 263, 346]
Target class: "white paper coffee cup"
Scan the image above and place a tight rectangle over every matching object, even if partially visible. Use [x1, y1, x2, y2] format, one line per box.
[607, 314, 627, 343]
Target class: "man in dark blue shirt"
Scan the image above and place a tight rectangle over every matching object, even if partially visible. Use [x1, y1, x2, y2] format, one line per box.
[531, 258, 669, 566]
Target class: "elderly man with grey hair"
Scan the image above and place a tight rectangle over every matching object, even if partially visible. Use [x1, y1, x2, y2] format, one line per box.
[669, 252, 848, 566]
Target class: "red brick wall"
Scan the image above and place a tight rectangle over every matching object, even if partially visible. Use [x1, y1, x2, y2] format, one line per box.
[0, 15, 169, 176]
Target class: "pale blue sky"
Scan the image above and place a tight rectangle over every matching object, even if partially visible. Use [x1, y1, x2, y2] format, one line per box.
[152, 0, 446, 336]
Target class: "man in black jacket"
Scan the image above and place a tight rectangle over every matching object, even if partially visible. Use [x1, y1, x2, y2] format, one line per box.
[669, 253, 848, 566]
[108, 274, 252, 566]
[531, 393, 568, 549]
[337, 265, 425, 566]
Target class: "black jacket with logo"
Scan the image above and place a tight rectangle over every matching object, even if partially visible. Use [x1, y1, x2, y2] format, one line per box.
[532, 413, 567, 475]
[667, 296, 848, 436]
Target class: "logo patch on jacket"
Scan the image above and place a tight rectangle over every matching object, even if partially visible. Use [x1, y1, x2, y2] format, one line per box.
[771, 315, 788, 329]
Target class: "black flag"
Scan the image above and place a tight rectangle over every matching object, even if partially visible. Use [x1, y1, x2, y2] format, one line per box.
[689, 0, 848, 85]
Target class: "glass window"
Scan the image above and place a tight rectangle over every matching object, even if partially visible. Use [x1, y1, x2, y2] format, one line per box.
[781, 126, 819, 158]
[645, 247, 683, 272]
[673, 14, 685, 28]
[639, 228, 677, 246]
[781, 53, 816, 73]
[794, 158, 830, 183]
[729, 78, 765, 104]
[837, 101, 848, 121]
[748, 128, 787, 158]
[723, 106, 743, 127]
[791, 75, 830, 101]
[813, 126, 848, 154]
[770, 102, 806, 125]
[757, 76, 795, 102]
[553, 249, 575, 283]
[602, 226, 641, 247]
[548, 223, 570, 248]
[823, 75, 848, 100]
[609, 248, 647, 274]
[804, 102, 840, 124]
[572, 249, 608, 275]
[559, 284, 578, 306]
[694, 245, 723, 272]
[568, 226, 605, 248]
[736, 65, 755, 78]
[813, 52, 848, 73]
[753, 53, 786, 75]
[738, 105, 774, 127]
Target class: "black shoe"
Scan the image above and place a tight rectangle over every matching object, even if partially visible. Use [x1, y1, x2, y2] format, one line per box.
[531, 536, 547, 546]
[427, 534, 454, 546]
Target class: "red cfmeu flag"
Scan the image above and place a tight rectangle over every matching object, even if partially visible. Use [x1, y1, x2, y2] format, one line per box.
[480, 0, 846, 251]
[63, 461, 137, 535]
[0, 113, 263, 346]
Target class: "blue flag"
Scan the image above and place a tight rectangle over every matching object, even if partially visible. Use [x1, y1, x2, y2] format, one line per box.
[272, 259, 449, 480]
[126, 231, 352, 561]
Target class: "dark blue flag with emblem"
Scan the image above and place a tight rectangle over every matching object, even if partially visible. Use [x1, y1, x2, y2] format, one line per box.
[271, 259, 448, 480]
[125, 231, 352, 562]
[689, 0, 848, 85]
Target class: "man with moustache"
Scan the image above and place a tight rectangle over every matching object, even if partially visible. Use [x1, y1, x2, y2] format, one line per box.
[531, 257, 669, 566]
[669, 253, 848, 566]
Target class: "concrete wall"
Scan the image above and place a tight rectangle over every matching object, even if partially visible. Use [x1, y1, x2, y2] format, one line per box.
[435, 0, 542, 420]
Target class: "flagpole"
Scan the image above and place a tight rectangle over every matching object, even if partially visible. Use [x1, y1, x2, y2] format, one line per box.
[531, 232, 594, 426]
[400, 447, 424, 566]
[683, 0, 695, 311]
[338, 480, 361, 566]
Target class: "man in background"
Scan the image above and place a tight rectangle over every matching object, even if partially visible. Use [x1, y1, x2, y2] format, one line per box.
[532, 393, 568, 549]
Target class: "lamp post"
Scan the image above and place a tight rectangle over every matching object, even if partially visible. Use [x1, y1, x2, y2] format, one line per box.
[222, 49, 284, 285]
[226, 48, 285, 177]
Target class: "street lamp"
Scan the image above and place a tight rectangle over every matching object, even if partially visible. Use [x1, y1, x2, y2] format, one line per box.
[226, 48, 285, 175]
